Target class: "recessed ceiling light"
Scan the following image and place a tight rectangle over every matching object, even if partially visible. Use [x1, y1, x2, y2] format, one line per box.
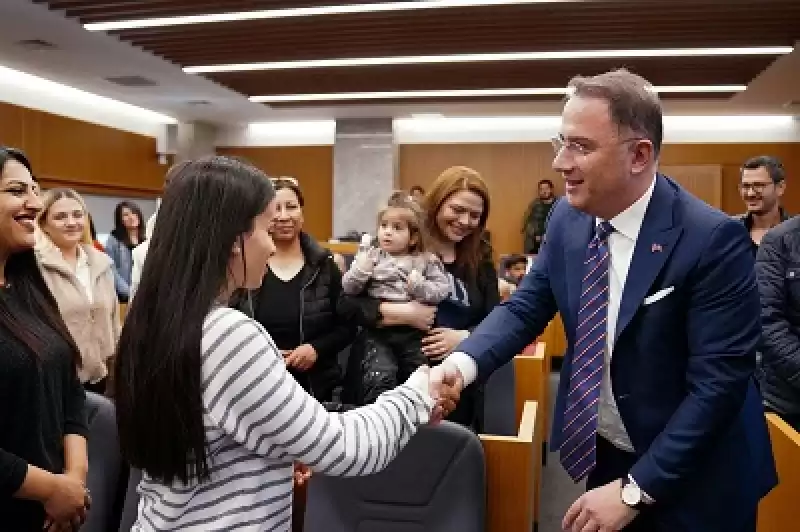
[186, 46, 793, 74]
[249, 85, 747, 103]
[84, 0, 567, 32]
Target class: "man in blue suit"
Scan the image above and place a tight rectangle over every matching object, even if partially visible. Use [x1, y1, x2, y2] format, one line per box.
[431, 69, 777, 531]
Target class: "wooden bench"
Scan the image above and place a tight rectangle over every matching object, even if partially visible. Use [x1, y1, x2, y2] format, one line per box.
[757, 414, 800, 532]
[481, 400, 541, 532]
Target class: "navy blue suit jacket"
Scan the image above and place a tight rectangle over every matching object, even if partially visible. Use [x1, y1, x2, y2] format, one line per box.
[458, 175, 777, 529]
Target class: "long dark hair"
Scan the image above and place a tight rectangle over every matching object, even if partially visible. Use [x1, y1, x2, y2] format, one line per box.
[0, 147, 81, 365]
[114, 156, 275, 484]
[111, 200, 146, 247]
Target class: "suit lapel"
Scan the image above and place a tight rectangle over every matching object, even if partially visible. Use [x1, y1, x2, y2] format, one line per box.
[614, 174, 683, 343]
[565, 210, 595, 328]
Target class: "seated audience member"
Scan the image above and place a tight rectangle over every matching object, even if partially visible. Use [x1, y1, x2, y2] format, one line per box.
[0, 147, 90, 531]
[757, 216, 800, 431]
[501, 253, 528, 285]
[242, 178, 356, 403]
[35, 188, 120, 394]
[105, 201, 145, 300]
[114, 156, 440, 531]
[342, 166, 498, 431]
[342, 191, 450, 404]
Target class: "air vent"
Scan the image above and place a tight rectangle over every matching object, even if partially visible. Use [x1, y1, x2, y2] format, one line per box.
[187, 100, 211, 106]
[104, 75, 157, 87]
[16, 39, 57, 50]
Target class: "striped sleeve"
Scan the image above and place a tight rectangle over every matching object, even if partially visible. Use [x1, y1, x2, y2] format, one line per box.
[202, 308, 434, 477]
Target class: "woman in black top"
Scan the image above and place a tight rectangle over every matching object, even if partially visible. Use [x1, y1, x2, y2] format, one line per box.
[342, 166, 499, 430]
[244, 178, 356, 402]
[0, 147, 90, 531]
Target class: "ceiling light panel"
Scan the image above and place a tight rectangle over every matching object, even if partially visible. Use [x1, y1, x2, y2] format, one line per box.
[186, 47, 794, 74]
[249, 85, 747, 103]
[85, 0, 568, 32]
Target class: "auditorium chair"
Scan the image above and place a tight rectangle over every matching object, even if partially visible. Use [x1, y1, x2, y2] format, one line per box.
[484, 357, 518, 436]
[303, 421, 486, 532]
[118, 468, 142, 532]
[83, 392, 124, 532]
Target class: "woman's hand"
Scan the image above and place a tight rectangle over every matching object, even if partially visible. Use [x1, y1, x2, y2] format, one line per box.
[293, 462, 312, 487]
[41, 474, 88, 531]
[285, 344, 318, 371]
[379, 301, 436, 331]
[421, 328, 469, 361]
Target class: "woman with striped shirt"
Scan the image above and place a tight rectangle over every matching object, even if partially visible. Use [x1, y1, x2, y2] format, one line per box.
[114, 156, 439, 532]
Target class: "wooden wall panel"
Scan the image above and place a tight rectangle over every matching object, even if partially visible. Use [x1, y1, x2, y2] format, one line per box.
[399, 143, 562, 259]
[659, 143, 800, 215]
[0, 102, 166, 198]
[217, 146, 334, 241]
[399, 142, 800, 257]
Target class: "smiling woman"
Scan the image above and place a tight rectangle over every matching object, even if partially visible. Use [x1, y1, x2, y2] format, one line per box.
[35, 188, 121, 393]
[0, 147, 90, 531]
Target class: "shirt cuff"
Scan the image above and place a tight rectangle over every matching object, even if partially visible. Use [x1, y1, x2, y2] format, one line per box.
[629, 474, 656, 504]
[445, 351, 478, 387]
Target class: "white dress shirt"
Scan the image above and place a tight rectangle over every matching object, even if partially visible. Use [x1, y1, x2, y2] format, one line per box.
[448, 176, 657, 453]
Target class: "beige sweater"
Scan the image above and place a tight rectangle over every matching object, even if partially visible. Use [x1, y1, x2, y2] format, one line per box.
[36, 238, 121, 384]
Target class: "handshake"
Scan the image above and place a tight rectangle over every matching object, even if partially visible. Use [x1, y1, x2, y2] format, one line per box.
[405, 362, 466, 423]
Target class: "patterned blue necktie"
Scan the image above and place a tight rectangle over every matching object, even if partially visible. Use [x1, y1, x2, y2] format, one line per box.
[560, 221, 614, 481]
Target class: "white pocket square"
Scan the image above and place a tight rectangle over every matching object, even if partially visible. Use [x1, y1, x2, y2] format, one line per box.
[643, 286, 674, 306]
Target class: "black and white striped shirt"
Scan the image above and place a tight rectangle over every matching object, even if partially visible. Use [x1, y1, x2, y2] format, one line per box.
[133, 307, 433, 531]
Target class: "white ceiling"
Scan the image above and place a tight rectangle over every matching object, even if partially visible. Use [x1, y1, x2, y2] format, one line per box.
[0, 0, 798, 128]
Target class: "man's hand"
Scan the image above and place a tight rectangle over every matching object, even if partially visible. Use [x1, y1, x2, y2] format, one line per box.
[428, 362, 465, 423]
[284, 344, 318, 371]
[562, 479, 637, 532]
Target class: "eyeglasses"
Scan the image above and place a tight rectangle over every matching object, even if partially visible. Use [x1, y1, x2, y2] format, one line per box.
[550, 134, 645, 157]
[270, 176, 299, 186]
[738, 182, 774, 194]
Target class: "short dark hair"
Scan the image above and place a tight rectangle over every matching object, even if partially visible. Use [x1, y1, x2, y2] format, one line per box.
[567, 68, 663, 157]
[503, 254, 528, 270]
[115, 155, 276, 484]
[410, 185, 425, 194]
[538, 179, 554, 188]
[742, 156, 785, 184]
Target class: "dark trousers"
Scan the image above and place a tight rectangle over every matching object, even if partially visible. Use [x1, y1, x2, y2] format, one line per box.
[355, 326, 428, 405]
[587, 437, 756, 532]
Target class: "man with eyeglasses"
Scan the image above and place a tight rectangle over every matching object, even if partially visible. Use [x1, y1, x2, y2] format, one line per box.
[737, 156, 788, 252]
[431, 68, 775, 532]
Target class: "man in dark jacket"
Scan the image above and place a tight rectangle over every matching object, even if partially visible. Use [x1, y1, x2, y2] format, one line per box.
[756, 216, 800, 431]
[736, 156, 789, 255]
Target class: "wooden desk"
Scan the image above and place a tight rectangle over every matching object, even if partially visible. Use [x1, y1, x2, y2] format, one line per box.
[757, 414, 800, 532]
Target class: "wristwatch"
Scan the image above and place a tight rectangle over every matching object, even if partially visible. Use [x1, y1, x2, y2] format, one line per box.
[620, 476, 647, 510]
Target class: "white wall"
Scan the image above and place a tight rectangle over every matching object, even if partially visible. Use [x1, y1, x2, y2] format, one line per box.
[219, 115, 800, 147]
[0, 65, 175, 138]
[81, 194, 158, 238]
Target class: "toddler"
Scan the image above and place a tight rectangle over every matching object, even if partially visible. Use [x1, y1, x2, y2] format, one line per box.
[342, 192, 450, 404]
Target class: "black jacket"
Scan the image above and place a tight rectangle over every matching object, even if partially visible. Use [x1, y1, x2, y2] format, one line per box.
[242, 233, 357, 400]
[756, 215, 800, 414]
